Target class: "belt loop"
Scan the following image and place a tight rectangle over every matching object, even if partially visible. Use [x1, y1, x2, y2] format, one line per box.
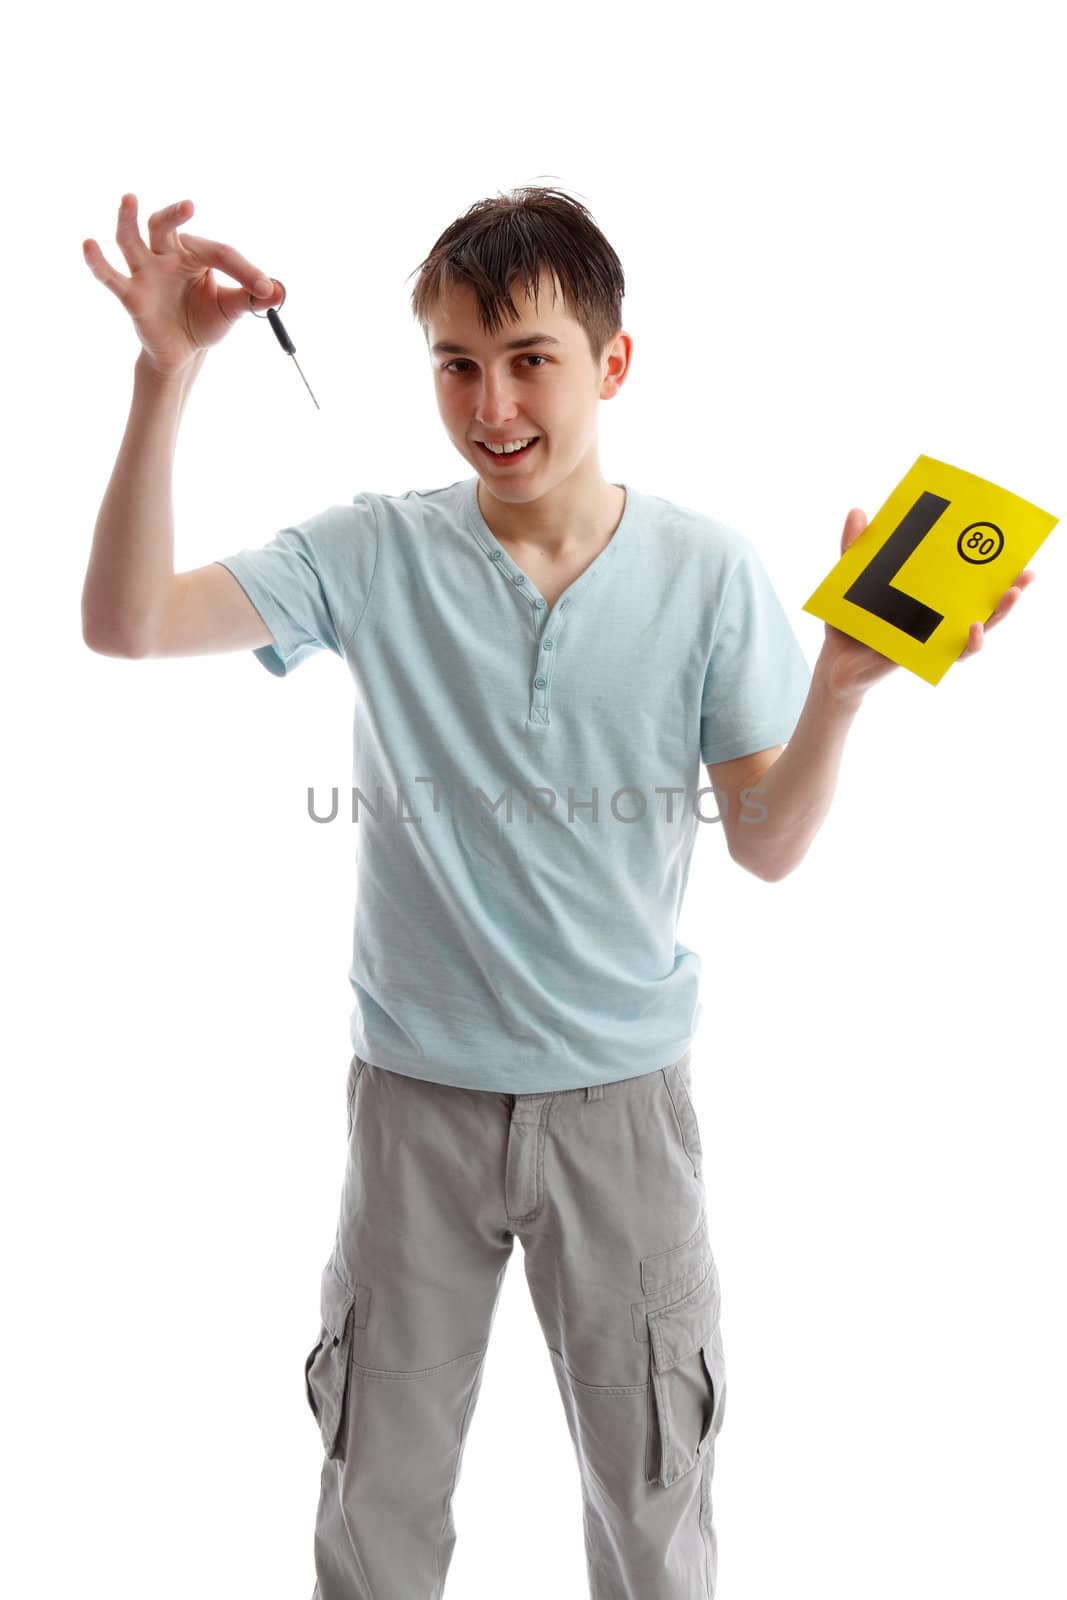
[585, 1083, 604, 1101]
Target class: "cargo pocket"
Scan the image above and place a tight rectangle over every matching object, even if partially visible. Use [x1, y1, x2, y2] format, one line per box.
[644, 1258, 726, 1487]
[303, 1255, 369, 1462]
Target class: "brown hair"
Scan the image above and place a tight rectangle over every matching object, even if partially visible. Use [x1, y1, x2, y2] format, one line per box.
[407, 183, 625, 368]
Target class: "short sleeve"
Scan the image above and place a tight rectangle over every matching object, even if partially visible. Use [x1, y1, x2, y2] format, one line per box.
[214, 494, 379, 677]
[700, 538, 811, 764]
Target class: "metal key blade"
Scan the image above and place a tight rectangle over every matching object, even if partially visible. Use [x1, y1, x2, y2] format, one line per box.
[290, 354, 320, 410]
[266, 307, 320, 410]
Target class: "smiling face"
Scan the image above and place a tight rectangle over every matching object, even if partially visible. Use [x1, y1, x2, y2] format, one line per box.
[426, 266, 631, 511]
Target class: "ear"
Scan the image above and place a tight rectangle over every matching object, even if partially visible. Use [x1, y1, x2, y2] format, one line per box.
[600, 330, 633, 398]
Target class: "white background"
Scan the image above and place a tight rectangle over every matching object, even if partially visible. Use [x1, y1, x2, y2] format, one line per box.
[6, 2, 1065, 1596]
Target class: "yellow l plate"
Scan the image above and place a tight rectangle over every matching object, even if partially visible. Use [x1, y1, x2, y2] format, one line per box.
[802, 455, 1057, 685]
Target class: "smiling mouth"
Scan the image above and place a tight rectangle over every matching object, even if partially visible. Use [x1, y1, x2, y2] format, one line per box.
[476, 437, 541, 462]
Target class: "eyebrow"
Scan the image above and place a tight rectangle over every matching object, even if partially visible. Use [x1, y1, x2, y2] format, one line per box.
[431, 334, 564, 356]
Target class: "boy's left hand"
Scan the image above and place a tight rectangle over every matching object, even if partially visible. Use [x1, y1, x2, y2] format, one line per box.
[818, 507, 1037, 703]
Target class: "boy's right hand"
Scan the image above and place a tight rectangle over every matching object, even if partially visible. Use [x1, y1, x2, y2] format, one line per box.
[82, 195, 282, 377]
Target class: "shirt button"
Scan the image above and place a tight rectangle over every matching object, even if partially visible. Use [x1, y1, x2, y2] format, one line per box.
[534, 598, 545, 609]
[542, 638, 554, 650]
[534, 675, 547, 688]
[512, 574, 526, 585]
[490, 549, 503, 561]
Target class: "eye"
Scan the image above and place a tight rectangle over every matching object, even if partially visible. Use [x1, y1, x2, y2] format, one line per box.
[443, 355, 549, 374]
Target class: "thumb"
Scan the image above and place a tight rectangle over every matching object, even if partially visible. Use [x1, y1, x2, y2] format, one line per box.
[841, 507, 868, 553]
[219, 276, 281, 320]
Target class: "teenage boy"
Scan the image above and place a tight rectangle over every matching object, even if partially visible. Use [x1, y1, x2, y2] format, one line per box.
[82, 185, 1030, 1600]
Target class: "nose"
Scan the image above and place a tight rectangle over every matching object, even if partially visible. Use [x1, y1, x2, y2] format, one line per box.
[472, 372, 524, 427]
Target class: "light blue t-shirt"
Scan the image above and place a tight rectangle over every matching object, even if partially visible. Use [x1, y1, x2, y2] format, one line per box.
[216, 475, 811, 1093]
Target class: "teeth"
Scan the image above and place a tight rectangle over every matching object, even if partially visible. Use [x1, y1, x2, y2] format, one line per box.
[483, 437, 535, 454]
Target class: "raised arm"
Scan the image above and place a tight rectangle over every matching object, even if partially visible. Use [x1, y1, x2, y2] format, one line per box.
[80, 193, 281, 658]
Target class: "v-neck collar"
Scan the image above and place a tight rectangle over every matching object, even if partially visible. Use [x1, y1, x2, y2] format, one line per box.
[461, 476, 634, 613]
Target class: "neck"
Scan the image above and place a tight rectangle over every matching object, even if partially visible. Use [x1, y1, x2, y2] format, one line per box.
[477, 463, 625, 560]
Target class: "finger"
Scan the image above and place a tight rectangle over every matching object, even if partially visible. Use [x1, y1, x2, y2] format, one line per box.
[985, 582, 1027, 630]
[995, 571, 1036, 612]
[958, 623, 982, 660]
[147, 197, 195, 254]
[82, 236, 133, 305]
[114, 193, 150, 272]
[177, 231, 279, 311]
